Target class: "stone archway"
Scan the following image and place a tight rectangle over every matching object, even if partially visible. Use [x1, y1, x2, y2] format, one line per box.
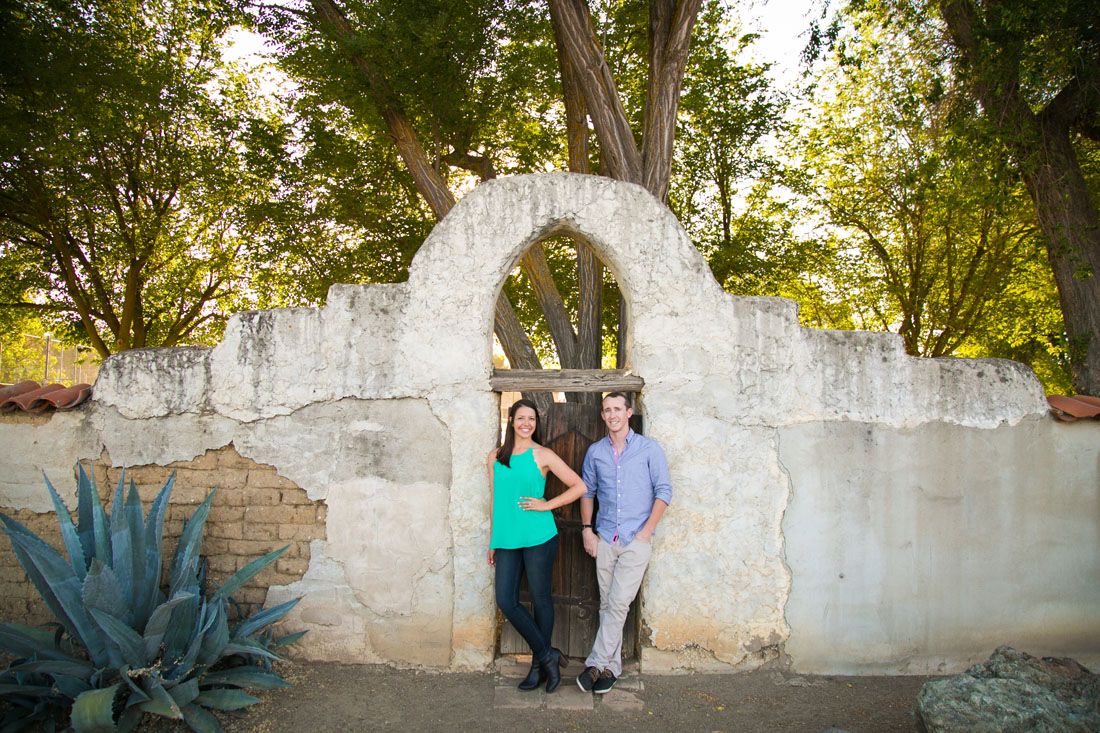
[391, 173, 795, 670]
[486, 223, 646, 660]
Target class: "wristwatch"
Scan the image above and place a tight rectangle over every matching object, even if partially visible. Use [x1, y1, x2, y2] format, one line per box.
[581, 524, 594, 530]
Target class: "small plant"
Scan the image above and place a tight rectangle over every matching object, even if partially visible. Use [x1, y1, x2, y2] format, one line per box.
[0, 465, 305, 732]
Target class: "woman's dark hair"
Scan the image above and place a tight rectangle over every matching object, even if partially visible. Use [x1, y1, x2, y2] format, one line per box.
[496, 399, 543, 467]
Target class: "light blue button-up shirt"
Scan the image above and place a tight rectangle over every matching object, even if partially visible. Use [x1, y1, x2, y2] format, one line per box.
[582, 429, 672, 546]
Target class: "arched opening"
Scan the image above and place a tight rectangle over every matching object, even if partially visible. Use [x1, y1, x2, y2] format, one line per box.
[489, 228, 644, 662]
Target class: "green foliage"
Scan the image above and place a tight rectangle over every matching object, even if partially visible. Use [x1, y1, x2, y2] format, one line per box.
[0, 467, 301, 732]
[463, 1, 785, 365]
[255, 0, 564, 309]
[784, 8, 1071, 391]
[247, 108, 434, 305]
[0, 0, 299, 356]
[672, 0, 790, 290]
[811, 0, 1097, 393]
[262, 0, 551, 184]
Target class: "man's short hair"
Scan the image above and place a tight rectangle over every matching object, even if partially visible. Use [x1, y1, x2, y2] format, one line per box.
[602, 391, 632, 408]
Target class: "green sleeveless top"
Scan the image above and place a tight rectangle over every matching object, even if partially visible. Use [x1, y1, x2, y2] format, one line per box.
[490, 448, 557, 549]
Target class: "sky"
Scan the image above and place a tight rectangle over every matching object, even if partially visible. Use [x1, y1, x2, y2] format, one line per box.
[224, 0, 824, 95]
[742, 0, 822, 87]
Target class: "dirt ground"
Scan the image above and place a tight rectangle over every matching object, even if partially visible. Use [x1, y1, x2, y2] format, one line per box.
[212, 661, 934, 733]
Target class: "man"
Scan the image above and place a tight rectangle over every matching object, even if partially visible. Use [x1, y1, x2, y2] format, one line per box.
[576, 392, 672, 694]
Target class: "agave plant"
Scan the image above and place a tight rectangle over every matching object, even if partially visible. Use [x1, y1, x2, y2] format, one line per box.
[0, 465, 305, 732]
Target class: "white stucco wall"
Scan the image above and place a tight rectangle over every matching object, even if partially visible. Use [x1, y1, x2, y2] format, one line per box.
[780, 416, 1100, 674]
[2, 173, 1097, 674]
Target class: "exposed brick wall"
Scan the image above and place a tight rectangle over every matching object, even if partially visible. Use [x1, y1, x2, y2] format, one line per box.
[0, 445, 326, 625]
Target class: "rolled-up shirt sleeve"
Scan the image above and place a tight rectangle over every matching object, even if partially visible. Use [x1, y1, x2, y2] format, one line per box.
[648, 443, 673, 506]
[582, 449, 598, 500]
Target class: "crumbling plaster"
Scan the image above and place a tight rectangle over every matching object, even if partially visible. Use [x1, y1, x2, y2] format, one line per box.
[3, 172, 1088, 675]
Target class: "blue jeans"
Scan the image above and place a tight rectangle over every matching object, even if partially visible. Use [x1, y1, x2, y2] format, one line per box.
[494, 534, 558, 660]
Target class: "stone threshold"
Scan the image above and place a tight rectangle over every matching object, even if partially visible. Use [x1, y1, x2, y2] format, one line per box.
[493, 655, 645, 712]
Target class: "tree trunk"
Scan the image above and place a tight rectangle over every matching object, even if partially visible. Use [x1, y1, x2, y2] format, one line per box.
[548, 0, 643, 185]
[551, 0, 603, 405]
[309, 0, 547, 400]
[550, 0, 591, 177]
[1022, 119, 1100, 395]
[549, 0, 701, 382]
[495, 295, 554, 413]
[521, 245, 579, 367]
[642, 0, 703, 202]
[939, 0, 1100, 394]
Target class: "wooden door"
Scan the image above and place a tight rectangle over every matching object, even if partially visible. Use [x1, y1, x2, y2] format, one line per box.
[498, 401, 641, 660]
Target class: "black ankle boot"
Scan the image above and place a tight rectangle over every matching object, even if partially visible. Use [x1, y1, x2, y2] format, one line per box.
[538, 648, 563, 693]
[517, 658, 544, 690]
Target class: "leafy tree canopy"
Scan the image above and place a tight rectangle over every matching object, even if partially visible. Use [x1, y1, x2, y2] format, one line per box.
[0, 0, 293, 356]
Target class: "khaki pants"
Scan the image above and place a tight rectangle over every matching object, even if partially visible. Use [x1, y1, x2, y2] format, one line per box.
[585, 536, 652, 677]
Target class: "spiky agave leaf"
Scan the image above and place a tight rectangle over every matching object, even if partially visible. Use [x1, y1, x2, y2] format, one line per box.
[161, 594, 201, 666]
[0, 680, 56, 697]
[172, 677, 201, 702]
[75, 464, 97, 571]
[141, 593, 195, 665]
[82, 559, 128, 621]
[0, 623, 86, 663]
[195, 688, 262, 711]
[5, 660, 95, 680]
[136, 472, 175, 629]
[42, 473, 86, 582]
[74, 463, 112, 569]
[221, 637, 283, 663]
[196, 600, 230, 669]
[51, 672, 93, 699]
[214, 545, 288, 601]
[170, 599, 218, 681]
[123, 480, 147, 623]
[88, 608, 145, 669]
[2, 468, 305, 732]
[90, 473, 111, 569]
[136, 678, 183, 720]
[169, 492, 216, 599]
[201, 667, 292, 690]
[231, 597, 301, 640]
[180, 701, 222, 733]
[0, 515, 109, 666]
[270, 629, 307, 650]
[70, 682, 122, 732]
[108, 477, 147, 628]
[117, 664, 150, 707]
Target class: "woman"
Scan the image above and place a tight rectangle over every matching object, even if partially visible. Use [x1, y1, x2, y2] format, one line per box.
[488, 399, 587, 693]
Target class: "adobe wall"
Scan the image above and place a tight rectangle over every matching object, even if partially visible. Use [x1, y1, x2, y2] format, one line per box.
[1, 173, 1097, 674]
[0, 443, 324, 625]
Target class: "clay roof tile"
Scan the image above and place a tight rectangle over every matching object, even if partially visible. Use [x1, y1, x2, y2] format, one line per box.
[0, 380, 41, 403]
[44, 383, 93, 410]
[1, 381, 94, 413]
[1047, 394, 1100, 422]
[14, 384, 66, 413]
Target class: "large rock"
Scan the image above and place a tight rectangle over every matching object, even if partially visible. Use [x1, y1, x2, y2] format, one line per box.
[916, 646, 1100, 732]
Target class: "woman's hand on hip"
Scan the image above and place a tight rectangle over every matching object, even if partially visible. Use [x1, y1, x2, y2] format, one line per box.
[519, 496, 549, 512]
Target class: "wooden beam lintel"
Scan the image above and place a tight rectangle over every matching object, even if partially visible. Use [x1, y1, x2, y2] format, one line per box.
[491, 368, 644, 393]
